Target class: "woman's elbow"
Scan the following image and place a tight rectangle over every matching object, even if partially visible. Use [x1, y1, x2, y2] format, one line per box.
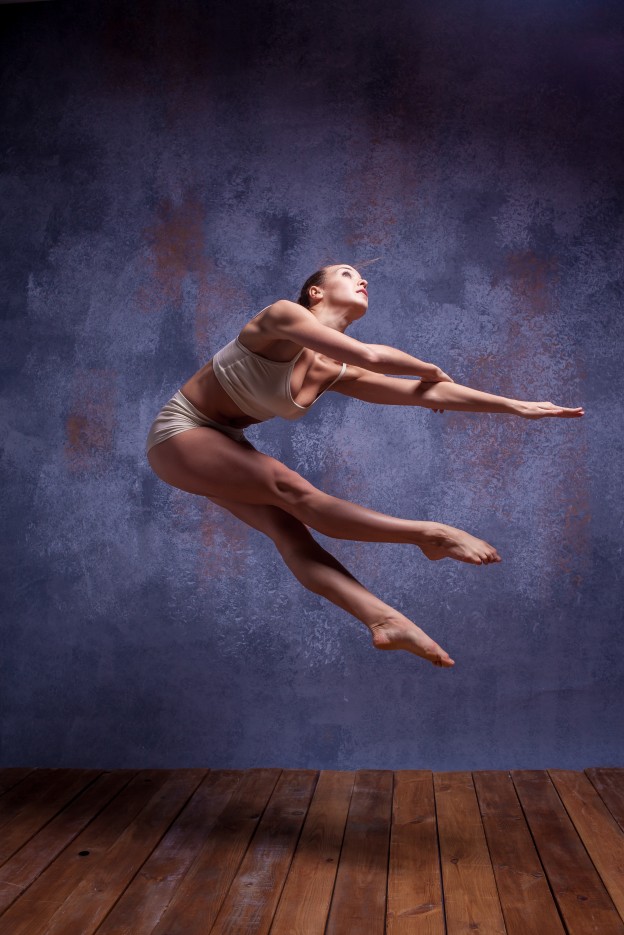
[363, 345, 381, 368]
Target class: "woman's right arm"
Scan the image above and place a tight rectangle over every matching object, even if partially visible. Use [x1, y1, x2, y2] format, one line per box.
[366, 343, 454, 382]
[265, 300, 451, 381]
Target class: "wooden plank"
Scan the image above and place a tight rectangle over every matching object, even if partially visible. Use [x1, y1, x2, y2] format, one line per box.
[0, 769, 102, 865]
[434, 771, 506, 934]
[473, 770, 565, 935]
[0, 768, 101, 865]
[0, 769, 35, 797]
[202, 769, 319, 935]
[386, 770, 444, 935]
[324, 769, 393, 935]
[94, 770, 244, 935]
[40, 769, 206, 935]
[0, 770, 135, 915]
[0, 769, 172, 935]
[585, 768, 624, 832]
[150, 768, 282, 935]
[269, 770, 355, 935]
[549, 769, 624, 920]
[512, 770, 624, 935]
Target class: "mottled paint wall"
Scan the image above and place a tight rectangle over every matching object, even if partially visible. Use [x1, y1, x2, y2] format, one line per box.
[1, 0, 622, 769]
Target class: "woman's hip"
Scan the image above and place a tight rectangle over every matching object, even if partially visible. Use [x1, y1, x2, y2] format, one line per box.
[145, 390, 247, 456]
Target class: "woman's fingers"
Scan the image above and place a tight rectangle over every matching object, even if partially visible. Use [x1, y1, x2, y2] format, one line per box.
[519, 401, 585, 419]
[536, 402, 585, 418]
[546, 402, 585, 416]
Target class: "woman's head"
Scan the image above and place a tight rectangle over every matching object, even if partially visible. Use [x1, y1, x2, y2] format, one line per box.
[296, 264, 368, 310]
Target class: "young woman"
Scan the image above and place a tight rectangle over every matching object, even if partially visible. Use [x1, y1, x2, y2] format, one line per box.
[146, 263, 585, 669]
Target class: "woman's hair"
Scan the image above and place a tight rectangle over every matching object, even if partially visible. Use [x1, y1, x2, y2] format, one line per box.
[296, 267, 328, 309]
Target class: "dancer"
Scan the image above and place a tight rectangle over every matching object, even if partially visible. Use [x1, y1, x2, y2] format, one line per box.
[146, 263, 584, 668]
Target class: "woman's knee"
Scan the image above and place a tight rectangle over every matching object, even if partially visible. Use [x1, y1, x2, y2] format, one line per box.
[272, 465, 318, 507]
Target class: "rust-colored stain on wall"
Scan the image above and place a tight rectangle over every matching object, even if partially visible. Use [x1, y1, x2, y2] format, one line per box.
[318, 436, 373, 573]
[449, 249, 590, 594]
[136, 194, 206, 316]
[501, 250, 561, 317]
[342, 131, 420, 254]
[135, 193, 250, 359]
[190, 265, 251, 362]
[198, 503, 252, 581]
[164, 489, 252, 581]
[64, 369, 118, 473]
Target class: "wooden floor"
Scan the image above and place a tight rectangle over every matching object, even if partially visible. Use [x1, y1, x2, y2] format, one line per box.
[0, 767, 622, 934]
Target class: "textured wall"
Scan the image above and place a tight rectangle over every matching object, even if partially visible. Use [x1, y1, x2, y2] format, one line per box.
[1, 0, 622, 769]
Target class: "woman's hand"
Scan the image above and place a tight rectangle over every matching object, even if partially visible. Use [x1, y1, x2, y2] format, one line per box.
[518, 400, 585, 419]
[421, 365, 455, 384]
[421, 365, 454, 413]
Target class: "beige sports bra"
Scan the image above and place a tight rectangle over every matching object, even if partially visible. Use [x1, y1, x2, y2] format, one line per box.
[211, 331, 347, 422]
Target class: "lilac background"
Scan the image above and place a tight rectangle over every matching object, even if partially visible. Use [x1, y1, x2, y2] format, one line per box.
[1, 0, 622, 769]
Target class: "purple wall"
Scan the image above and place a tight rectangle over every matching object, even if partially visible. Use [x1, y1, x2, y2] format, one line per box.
[1, 0, 622, 769]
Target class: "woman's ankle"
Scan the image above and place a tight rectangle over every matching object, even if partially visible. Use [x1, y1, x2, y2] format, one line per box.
[411, 520, 445, 545]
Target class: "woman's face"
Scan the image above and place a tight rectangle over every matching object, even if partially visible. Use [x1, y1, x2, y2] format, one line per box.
[321, 265, 368, 307]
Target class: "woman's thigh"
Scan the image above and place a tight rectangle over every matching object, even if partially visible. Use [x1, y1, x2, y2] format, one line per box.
[146, 425, 316, 506]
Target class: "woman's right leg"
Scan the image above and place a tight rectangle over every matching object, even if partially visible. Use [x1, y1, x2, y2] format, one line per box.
[147, 427, 502, 565]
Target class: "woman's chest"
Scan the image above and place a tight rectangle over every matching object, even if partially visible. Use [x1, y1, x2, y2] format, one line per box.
[289, 352, 342, 407]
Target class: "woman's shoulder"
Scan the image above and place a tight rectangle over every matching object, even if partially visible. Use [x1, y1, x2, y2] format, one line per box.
[238, 302, 304, 361]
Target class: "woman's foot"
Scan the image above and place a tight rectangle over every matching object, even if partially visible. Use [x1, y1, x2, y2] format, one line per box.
[368, 615, 455, 668]
[419, 523, 502, 565]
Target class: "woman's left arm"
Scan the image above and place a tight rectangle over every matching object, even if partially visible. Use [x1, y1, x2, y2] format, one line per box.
[332, 368, 585, 419]
[414, 379, 584, 419]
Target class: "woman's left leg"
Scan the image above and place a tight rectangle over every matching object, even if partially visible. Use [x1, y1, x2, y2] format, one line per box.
[207, 493, 455, 668]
